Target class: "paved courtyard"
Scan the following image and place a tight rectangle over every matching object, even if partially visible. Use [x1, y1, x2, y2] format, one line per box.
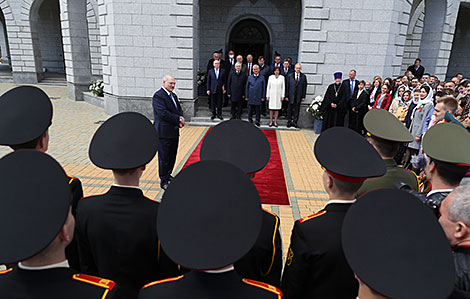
[0, 83, 328, 259]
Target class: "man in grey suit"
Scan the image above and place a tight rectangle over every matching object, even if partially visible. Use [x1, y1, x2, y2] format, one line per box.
[285, 63, 307, 128]
[245, 65, 266, 127]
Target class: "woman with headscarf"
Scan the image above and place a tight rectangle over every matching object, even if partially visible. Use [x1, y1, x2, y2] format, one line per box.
[403, 85, 434, 170]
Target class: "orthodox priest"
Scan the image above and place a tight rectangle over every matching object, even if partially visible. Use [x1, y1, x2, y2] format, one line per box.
[320, 72, 347, 132]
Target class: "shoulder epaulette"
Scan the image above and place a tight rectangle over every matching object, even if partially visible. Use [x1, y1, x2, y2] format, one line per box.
[0, 268, 13, 275]
[299, 210, 327, 223]
[242, 278, 283, 297]
[142, 275, 184, 289]
[72, 274, 116, 290]
[67, 175, 78, 185]
[262, 208, 280, 219]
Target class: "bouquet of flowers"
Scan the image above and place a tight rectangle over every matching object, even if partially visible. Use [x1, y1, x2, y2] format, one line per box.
[89, 80, 104, 97]
[306, 96, 324, 120]
[197, 71, 207, 86]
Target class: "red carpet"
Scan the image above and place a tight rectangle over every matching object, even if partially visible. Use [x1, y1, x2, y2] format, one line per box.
[182, 129, 290, 205]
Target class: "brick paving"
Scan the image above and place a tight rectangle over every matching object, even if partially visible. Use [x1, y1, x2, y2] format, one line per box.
[0, 83, 329, 261]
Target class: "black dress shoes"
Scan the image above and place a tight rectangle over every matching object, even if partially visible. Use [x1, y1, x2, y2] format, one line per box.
[160, 182, 169, 190]
[211, 115, 216, 120]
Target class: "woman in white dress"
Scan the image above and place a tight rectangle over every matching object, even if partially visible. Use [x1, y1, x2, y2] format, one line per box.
[266, 66, 285, 127]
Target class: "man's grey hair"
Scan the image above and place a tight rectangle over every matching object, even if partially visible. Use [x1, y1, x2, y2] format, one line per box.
[162, 74, 174, 82]
[213, 60, 220, 66]
[247, 54, 253, 59]
[235, 62, 242, 67]
[295, 63, 301, 68]
[448, 186, 470, 227]
[252, 64, 260, 70]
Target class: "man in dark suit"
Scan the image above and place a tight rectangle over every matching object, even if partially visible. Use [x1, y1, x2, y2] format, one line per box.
[232, 55, 247, 74]
[348, 80, 369, 134]
[226, 49, 236, 70]
[246, 54, 254, 76]
[246, 65, 266, 126]
[258, 56, 270, 117]
[207, 50, 226, 73]
[407, 58, 425, 80]
[207, 60, 226, 120]
[153, 75, 185, 190]
[76, 112, 180, 299]
[281, 127, 386, 299]
[269, 54, 282, 75]
[281, 59, 294, 117]
[285, 63, 308, 128]
[342, 69, 359, 127]
[227, 62, 248, 119]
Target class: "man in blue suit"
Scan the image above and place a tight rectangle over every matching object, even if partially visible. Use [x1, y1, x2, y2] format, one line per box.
[285, 63, 308, 128]
[245, 65, 266, 127]
[206, 60, 226, 120]
[152, 75, 184, 190]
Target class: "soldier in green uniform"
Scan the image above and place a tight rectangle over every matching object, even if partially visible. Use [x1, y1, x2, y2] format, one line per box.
[356, 109, 419, 197]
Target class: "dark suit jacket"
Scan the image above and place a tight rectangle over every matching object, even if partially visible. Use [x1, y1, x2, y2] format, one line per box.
[246, 74, 266, 105]
[342, 79, 359, 100]
[76, 186, 180, 298]
[259, 64, 270, 82]
[281, 67, 293, 78]
[152, 88, 184, 139]
[286, 72, 308, 104]
[407, 64, 425, 79]
[231, 63, 247, 74]
[207, 68, 226, 95]
[227, 71, 247, 102]
[350, 88, 369, 112]
[207, 58, 226, 72]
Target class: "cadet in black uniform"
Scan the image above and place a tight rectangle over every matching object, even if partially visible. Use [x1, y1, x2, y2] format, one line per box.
[342, 189, 455, 299]
[421, 123, 470, 215]
[75, 112, 180, 299]
[0, 85, 84, 270]
[281, 127, 386, 299]
[199, 119, 282, 287]
[356, 109, 419, 197]
[0, 150, 117, 299]
[139, 160, 283, 298]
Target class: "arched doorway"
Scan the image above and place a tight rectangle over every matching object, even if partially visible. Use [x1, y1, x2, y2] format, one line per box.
[0, 8, 11, 77]
[228, 19, 271, 63]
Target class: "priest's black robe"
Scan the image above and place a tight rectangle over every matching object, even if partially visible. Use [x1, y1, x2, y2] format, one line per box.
[320, 83, 347, 132]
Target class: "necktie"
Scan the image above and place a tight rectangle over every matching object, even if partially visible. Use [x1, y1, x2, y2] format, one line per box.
[296, 74, 299, 85]
[249, 64, 252, 75]
[285, 68, 288, 74]
[350, 80, 354, 97]
[216, 69, 219, 79]
[237, 71, 239, 75]
[170, 93, 177, 108]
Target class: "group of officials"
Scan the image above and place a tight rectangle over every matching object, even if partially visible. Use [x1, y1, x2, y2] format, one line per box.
[1, 72, 470, 299]
[205, 50, 307, 128]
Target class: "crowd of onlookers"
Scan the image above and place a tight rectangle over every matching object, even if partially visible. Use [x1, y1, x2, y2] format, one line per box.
[320, 58, 470, 175]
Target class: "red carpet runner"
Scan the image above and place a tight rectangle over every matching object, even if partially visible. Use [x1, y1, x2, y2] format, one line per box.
[182, 129, 290, 205]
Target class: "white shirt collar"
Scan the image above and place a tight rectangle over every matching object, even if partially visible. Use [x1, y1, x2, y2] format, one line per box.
[18, 260, 69, 271]
[162, 87, 172, 96]
[427, 189, 453, 197]
[203, 265, 235, 274]
[112, 184, 142, 190]
[327, 199, 357, 205]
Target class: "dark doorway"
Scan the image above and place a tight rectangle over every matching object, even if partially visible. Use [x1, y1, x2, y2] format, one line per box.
[228, 19, 271, 63]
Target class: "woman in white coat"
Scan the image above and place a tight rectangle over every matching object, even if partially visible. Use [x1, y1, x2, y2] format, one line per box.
[266, 66, 285, 127]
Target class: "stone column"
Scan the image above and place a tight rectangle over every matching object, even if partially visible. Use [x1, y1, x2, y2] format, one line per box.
[59, 0, 92, 101]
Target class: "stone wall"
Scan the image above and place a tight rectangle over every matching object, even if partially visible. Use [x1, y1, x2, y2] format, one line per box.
[87, 0, 102, 78]
[197, 0, 301, 70]
[37, 0, 64, 73]
[401, 1, 424, 74]
[447, 3, 470, 79]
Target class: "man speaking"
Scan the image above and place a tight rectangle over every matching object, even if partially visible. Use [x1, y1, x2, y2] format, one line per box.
[152, 75, 184, 190]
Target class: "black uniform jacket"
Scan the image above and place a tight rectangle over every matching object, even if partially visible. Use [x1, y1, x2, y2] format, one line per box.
[0, 266, 116, 299]
[76, 186, 180, 298]
[66, 175, 84, 271]
[235, 209, 282, 287]
[139, 270, 283, 299]
[227, 70, 248, 102]
[450, 247, 470, 298]
[281, 203, 358, 299]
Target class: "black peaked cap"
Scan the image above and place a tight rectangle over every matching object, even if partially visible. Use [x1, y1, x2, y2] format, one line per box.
[200, 120, 271, 174]
[342, 189, 455, 299]
[364, 109, 413, 143]
[0, 150, 70, 264]
[158, 160, 263, 270]
[0, 86, 52, 146]
[89, 112, 159, 170]
[314, 127, 386, 181]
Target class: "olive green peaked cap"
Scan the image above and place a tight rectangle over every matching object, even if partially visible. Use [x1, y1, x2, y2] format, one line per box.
[422, 123, 470, 165]
[364, 109, 413, 143]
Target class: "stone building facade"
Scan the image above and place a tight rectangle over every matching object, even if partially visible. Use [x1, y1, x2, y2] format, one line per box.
[0, 0, 469, 127]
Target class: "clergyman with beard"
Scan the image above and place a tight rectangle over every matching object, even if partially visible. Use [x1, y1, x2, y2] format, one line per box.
[320, 72, 347, 132]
